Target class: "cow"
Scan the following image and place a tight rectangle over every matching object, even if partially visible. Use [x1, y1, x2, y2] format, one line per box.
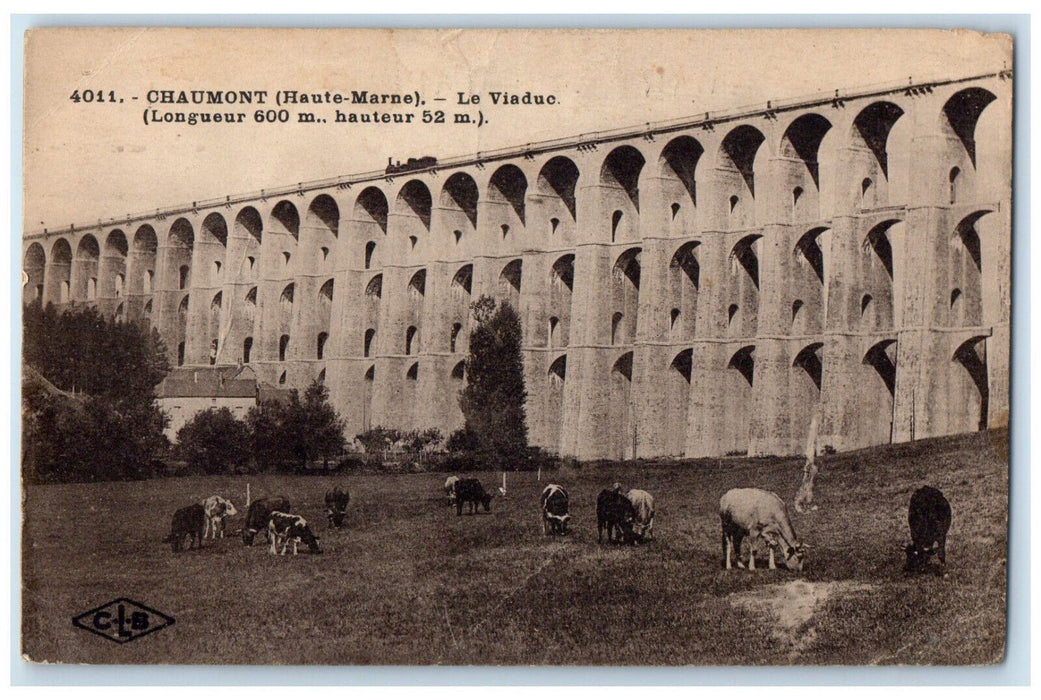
[455, 477, 492, 516]
[200, 495, 237, 540]
[719, 488, 805, 572]
[325, 486, 351, 528]
[163, 503, 206, 553]
[627, 489, 655, 542]
[904, 486, 952, 574]
[597, 489, 637, 545]
[241, 496, 291, 546]
[268, 511, 322, 555]
[444, 475, 460, 504]
[540, 484, 571, 535]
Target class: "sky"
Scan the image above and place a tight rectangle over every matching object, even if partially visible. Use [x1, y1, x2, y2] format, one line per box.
[22, 27, 1011, 232]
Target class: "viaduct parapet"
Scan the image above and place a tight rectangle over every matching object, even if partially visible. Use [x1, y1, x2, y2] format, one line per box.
[23, 71, 1012, 460]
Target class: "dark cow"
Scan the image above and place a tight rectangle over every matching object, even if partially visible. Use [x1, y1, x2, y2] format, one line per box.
[241, 496, 291, 546]
[268, 511, 322, 555]
[540, 484, 571, 535]
[164, 503, 206, 552]
[325, 487, 351, 528]
[597, 489, 637, 545]
[455, 477, 492, 516]
[904, 486, 952, 574]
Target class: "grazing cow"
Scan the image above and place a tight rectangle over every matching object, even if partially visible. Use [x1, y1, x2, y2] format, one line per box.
[904, 486, 952, 574]
[719, 488, 805, 572]
[626, 489, 655, 542]
[200, 495, 237, 540]
[164, 503, 206, 552]
[325, 486, 351, 528]
[268, 511, 322, 555]
[597, 489, 637, 545]
[241, 496, 291, 546]
[455, 477, 492, 516]
[540, 484, 571, 535]
[444, 475, 460, 503]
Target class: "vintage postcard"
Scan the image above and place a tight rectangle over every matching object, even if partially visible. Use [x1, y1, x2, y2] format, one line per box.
[21, 27, 1011, 666]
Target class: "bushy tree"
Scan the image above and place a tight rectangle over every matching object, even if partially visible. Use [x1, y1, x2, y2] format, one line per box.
[175, 407, 251, 474]
[245, 379, 346, 471]
[458, 295, 528, 465]
[22, 301, 171, 483]
[354, 426, 401, 454]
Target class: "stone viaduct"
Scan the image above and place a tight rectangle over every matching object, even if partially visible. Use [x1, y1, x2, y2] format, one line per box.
[22, 71, 1012, 460]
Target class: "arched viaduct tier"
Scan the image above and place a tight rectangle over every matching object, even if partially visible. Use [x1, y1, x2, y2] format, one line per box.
[23, 72, 1012, 460]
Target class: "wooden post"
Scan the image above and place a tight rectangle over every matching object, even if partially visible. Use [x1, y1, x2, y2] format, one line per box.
[246, 482, 251, 508]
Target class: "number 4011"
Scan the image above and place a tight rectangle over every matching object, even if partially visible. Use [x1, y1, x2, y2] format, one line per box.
[69, 90, 119, 103]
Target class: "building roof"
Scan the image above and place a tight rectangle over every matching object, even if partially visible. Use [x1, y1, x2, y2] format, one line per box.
[156, 365, 259, 399]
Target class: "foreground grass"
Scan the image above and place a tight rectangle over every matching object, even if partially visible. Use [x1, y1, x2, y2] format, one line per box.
[22, 429, 1007, 665]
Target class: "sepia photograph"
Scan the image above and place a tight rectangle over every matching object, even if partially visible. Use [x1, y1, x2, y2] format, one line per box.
[19, 26, 1013, 667]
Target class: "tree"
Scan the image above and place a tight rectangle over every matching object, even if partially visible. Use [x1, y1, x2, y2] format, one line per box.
[458, 295, 528, 465]
[22, 301, 171, 483]
[246, 379, 346, 471]
[175, 407, 251, 474]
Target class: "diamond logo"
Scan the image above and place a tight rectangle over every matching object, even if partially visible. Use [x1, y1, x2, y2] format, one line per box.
[72, 598, 175, 644]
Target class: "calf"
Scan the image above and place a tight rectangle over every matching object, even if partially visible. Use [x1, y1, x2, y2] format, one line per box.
[597, 489, 637, 545]
[719, 488, 805, 572]
[325, 486, 351, 528]
[904, 486, 952, 574]
[540, 484, 571, 535]
[201, 495, 237, 540]
[164, 503, 206, 552]
[444, 475, 460, 504]
[241, 496, 291, 546]
[455, 477, 492, 516]
[626, 489, 655, 542]
[268, 511, 322, 555]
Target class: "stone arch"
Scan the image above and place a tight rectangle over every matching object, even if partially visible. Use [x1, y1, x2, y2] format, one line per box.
[72, 234, 100, 302]
[48, 238, 72, 303]
[669, 241, 700, 340]
[851, 101, 905, 179]
[279, 283, 294, 335]
[365, 241, 377, 269]
[441, 172, 479, 229]
[548, 254, 574, 348]
[198, 213, 228, 289]
[363, 328, 375, 358]
[307, 194, 340, 237]
[498, 259, 522, 308]
[452, 264, 473, 295]
[366, 273, 383, 299]
[302, 195, 339, 273]
[451, 360, 466, 381]
[23, 242, 46, 304]
[861, 338, 897, 445]
[780, 113, 832, 188]
[450, 323, 463, 353]
[536, 155, 579, 221]
[609, 351, 635, 459]
[271, 199, 301, 250]
[952, 335, 989, 431]
[408, 269, 426, 297]
[791, 342, 824, 444]
[317, 332, 329, 360]
[660, 135, 703, 206]
[611, 248, 641, 346]
[354, 186, 389, 233]
[949, 211, 988, 326]
[279, 334, 290, 362]
[545, 354, 568, 453]
[406, 325, 419, 355]
[242, 336, 253, 363]
[720, 124, 766, 198]
[130, 225, 158, 297]
[99, 229, 128, 301]
[395, 179, 432, 231]
[362, 364, 375, 432]
[724, 345, 756, 455]
[728, 235, 761, 336]
[601, 145, 645, 210]
[489, 164, 527, 225]
[666, 348, 693, 456]
[860, 219, 901, 330]
[942, 87, 998, 168]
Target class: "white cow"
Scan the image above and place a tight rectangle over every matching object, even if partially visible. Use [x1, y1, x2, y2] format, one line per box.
[719, 488, 805, 572]
[200, 495, 237, 540]
[626, 489, 655, 541]
[444, 475, 460, 503]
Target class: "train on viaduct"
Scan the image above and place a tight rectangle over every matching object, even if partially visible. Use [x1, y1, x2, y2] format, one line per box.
[22, 70, 1012, 461]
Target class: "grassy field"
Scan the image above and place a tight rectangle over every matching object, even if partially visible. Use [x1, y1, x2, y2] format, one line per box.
[22, 429, 1008, 665]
